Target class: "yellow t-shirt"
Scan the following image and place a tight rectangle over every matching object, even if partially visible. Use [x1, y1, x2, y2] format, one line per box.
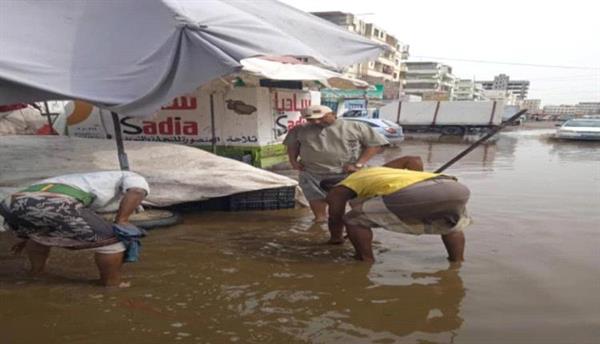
[339, 167, 445, 198]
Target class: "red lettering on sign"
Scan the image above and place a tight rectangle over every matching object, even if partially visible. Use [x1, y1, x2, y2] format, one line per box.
[142, 117, 198, 136]
[162, 96, 198, 110]
[274, 92, 312, 112]
[183, 122, 198, 135]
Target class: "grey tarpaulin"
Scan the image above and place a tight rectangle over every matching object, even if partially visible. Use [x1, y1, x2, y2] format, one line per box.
[0, 0, 384, 117]
[0, 136, 299, 210]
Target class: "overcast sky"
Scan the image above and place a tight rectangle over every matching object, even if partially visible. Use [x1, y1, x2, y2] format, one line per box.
[280, 0, 599, 105]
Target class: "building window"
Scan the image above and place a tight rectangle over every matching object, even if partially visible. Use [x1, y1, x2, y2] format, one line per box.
[374, 29, 379, 37]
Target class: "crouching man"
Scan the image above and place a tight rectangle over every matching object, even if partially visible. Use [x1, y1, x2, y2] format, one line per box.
[1, 171, 149, 286]
[326, 156, 471, 262]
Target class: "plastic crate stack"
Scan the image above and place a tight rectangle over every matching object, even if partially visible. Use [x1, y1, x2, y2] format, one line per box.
[229, 186, 296, 211]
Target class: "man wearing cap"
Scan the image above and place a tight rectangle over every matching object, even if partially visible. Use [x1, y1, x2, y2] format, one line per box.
[0, 171, 149, 287]
[283, 105, 389, 226]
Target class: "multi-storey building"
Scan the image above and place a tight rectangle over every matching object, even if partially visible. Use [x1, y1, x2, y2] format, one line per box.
[482, 89, 519, 105]
[311, 11, 409, 99]
[480, 74, 530, 100]
[542, 105, 578, 117]
[402, 62, 456, 99]
[577, 102, 600, 115]
[544, 102, 600, 117]
[520, 99, 541, 113]
[452, 79, 486, 101]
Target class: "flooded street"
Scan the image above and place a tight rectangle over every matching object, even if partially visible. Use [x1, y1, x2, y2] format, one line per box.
[1, 129, 599, 343]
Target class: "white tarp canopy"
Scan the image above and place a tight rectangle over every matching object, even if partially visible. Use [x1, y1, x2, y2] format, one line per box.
[0, 0, 384, 116]
[240, 57, 370, 89]
[0, 136, 298, 209]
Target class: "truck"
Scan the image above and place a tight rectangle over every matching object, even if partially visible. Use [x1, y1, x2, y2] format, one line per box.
[379, 100, 505, 135]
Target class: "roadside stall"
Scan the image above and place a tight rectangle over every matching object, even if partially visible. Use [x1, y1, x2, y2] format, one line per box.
[56, 57, 369, 167]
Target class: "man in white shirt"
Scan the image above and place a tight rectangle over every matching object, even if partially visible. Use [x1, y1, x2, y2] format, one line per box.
[1, 171, 149, 287]
[283, 105, 388, 224]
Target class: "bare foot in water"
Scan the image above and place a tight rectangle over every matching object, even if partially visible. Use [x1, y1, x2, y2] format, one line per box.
[100, 280, 131, 288]
[313, 217, 328, 224]
[352, 253, 375, 263]
[118, 281, 131, 288]
[326, 237, 345, 245]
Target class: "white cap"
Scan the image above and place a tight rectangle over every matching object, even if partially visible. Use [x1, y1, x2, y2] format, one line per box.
[301, 105, 333, 119]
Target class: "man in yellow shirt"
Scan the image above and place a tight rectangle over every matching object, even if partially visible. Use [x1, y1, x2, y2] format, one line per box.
[326, 156, 471, 262]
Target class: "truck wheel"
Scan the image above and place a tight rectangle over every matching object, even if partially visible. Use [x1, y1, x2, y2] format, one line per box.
[441, 126, 465, 136]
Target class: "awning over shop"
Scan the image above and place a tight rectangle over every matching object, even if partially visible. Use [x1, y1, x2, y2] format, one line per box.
[240, 57, 370, 89]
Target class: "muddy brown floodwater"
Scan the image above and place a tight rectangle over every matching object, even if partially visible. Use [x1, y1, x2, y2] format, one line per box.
[1, 129, 599, 343]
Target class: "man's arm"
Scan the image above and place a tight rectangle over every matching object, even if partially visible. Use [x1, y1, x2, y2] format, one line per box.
[325, 186, 356, 244]
[356, 146, 383, 165]
[344, 146, 382, 173]
[286, 142, 304, 171]
[114, 188, 147, 224]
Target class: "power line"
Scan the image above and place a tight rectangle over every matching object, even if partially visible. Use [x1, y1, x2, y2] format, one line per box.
[410, 56, 600, 70]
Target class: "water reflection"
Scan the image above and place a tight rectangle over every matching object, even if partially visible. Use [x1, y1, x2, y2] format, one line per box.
[164, 216, 467, 342]
[544, 136, 600, 162]
[3, 129, 600, 343]
[377, 140, 506, 173]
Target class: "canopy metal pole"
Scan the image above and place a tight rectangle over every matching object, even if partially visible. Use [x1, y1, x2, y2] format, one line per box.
[111, 111, 130, 171]
[210, 93, 217, 154]
[43, 101, 54, 130]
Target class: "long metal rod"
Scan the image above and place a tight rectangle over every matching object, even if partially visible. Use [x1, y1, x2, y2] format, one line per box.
[111, 111, 130, 171]
[43, 101, 54, 129]
[210, 93, 217, 154]
[433, 109, 527, 173]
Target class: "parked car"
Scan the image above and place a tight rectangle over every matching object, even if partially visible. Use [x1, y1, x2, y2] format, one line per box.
[339, 108, 380, 118]
[341, 116, 404, 144]
[555, 118, 600, 141]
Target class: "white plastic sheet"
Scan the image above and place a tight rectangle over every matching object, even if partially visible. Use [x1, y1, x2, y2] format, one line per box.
[0, 136, 298, 208]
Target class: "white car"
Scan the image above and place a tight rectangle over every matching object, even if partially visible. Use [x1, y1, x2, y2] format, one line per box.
[341, 114, 404, 144]
[555, 118, 600, 141]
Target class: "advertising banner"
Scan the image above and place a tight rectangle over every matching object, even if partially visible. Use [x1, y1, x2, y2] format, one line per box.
[272, 90, 320, 140]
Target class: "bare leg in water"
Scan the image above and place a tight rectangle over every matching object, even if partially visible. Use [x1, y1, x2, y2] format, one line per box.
[441, 231, 465, 262]
[25, 240, 126, 287]
[309, 199, 328, 223]
[345, 224, 375, 262]
[95, 252, 125, 287]
[25, 240, 50, 275]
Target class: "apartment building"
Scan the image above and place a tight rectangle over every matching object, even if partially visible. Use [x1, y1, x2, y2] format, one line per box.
[311, 11, 409, 99]
[577, 102, 600, 115]
[542, 105, 579, 117]
[482, 89, 519, 106]
[402, 62, 456, 99]
[453, 79, 486, 101]
[520, 99, 541, 112]
[544, 102, 600, 117]
[480, 74, 530, 100]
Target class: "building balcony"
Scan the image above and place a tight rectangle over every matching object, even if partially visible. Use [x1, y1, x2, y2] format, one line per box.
[366, 69, 392, 79]
[378, 56, 397, 67]
[404, 78, 439, 84]
[405, 69, 440, 75]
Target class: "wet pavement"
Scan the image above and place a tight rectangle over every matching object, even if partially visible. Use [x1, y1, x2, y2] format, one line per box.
[1, 129, 599, 343]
